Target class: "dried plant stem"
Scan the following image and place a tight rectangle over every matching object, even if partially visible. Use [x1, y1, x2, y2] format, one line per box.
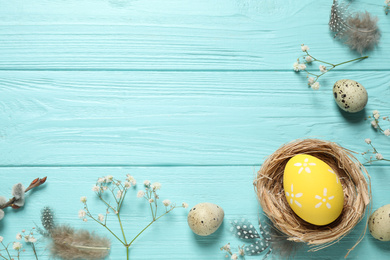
[0, 177, 47, 210]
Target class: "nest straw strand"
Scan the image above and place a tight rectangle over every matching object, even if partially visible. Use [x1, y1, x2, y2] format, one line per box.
[254, 139, 371, 256]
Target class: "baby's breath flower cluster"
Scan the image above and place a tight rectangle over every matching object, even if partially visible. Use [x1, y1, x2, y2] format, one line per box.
[220, 243, 245, 260]
[293, 44, 368, 90]
[80, 174, 188, 260]
[0, 228, 40, 259]
[366, 110, 390, 136]
[362, 139, 390, 164]
[385, 0, 390, 15]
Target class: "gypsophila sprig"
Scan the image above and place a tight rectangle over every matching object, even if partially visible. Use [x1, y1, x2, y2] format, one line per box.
[0, 228, 41, 259]
[366, 110, 390, 136]
[220, 243, 245, 259]
[80, 174, 188, 260]
[293, 44, 368, 90]
[385, 0, 390, 15]
[362, 139, 390, 164]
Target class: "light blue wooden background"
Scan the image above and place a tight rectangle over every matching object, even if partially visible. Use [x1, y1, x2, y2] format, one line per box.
[1, 0, 389, 259]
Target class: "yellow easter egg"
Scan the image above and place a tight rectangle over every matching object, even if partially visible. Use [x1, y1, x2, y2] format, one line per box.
[283, 154, 344, 226]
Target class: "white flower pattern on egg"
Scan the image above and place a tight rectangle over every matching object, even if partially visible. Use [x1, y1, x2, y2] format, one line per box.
[314, 188, 335, 209]
[328, 169, 339, 183]
[285, 184, 303, 208]
[294, 157, 316, 174]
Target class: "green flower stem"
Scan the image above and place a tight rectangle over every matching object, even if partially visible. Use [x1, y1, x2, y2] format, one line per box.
[31, 243, 39, 260]
[85, 206, 126, 246]
[128, 207, 176, 247]
[333, 56, 369, 67]
[0, 242, 11, 260]
[117, 213, 128, 245]
[303, 52, 369, 84]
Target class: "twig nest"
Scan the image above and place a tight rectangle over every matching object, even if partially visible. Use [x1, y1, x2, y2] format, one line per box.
[368, 204, 390, 241]
[187, 202, 224, 236]
[255, 139, 370, 252]
[333, 79, 368, 113]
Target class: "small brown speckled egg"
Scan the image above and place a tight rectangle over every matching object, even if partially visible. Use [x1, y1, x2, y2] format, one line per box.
[368, 204, 390, 241]
[187, 202, 224, 236]
[333, 79, 368, 113]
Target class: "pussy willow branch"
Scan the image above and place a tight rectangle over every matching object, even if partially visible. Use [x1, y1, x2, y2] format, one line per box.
[0, 177, 47, 210]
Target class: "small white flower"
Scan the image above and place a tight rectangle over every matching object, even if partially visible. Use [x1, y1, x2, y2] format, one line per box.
[16, 233, 22, 240]
[319, 65, 327, 73]
[238, 247, 245, 256]
[98, 214, 105, 222]
[384, 129, 390, 136]
[222, 243, 230, 251]
[301, 44, 309, 52]
[298, 63, 306, 70]
[80, 196, 87, 203]
[144, 180, 151, 187]
[374, 113, 380, 120]
[365, 138, 371, 144]
[231, 253, 238, 260]
[116, 190, 123, 199]
[163, 199, 171, 206]
[0, 236, 3, 242]
[151, 182, 161, 190]
[293, 62, 300, 72]
[126, 174, 135, 183]
[124, 181, 131, 188]
[371, 120, 378, 129]
[13, 242, 22, 250]
[182, 202, 189, 208]
[137, 190, 145, 198]
[78, 209, 87, 219]
[305, 55, 313, 63]
[28, 236, 37, 243]
[105, 175, 114, 182]
[311, 82, 320, 90]
[373, 110, 379, 115]
[308, 77, 315, 85]
[24, 235, 30, 242]
[97, 177, 105, 183]
[149, 198, 154, 203]
[376, 153, 384, 160]
[92, 185, 100, 192]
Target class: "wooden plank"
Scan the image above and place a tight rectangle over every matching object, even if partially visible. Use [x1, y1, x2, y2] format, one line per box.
[0, 0, 389, 70]
[0, 70, 389, 166]
[0, 165, 387, 259]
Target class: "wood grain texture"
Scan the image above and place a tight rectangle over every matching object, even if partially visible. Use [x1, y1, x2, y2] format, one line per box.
[0, 166, 389, 259]
[0, 0, 390, 259]
[0, 71, 389, 166]
[0, 0, 389, 70]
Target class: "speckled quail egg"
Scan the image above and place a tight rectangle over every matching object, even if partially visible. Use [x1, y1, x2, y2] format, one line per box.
[187, 202, 224, 236]
[368, 204, 390, 241]
[333, 79, 368, 113]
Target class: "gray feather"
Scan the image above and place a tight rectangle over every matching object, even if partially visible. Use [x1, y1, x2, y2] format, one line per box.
[41, 207, 56, 232]
[230, 218, 260, 240]
[329, 0, 380, 53]
[49, 225, 111, 260]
